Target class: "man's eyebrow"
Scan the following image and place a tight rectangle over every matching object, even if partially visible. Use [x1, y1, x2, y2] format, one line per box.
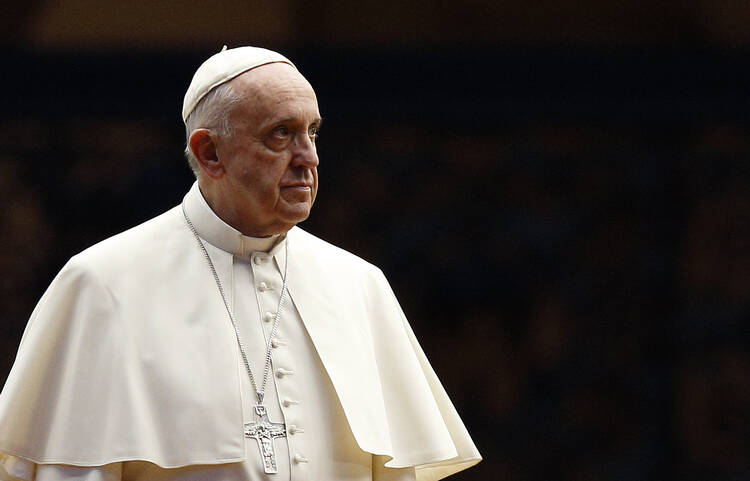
[272, 117, 324, 125]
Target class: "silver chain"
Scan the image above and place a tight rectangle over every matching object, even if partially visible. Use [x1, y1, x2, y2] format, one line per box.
[181, 203, 289, 405]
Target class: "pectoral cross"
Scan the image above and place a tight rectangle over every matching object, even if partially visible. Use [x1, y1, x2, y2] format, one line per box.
[244, 404, 287, 474]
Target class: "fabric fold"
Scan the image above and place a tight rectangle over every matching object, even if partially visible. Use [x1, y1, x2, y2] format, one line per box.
[285, 228, 481, 480]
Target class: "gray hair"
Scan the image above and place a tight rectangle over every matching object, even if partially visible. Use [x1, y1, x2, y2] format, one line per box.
[183, 81, 244, 177]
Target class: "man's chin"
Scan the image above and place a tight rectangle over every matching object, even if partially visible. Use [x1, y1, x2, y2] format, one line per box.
[279, 204, 312, 226]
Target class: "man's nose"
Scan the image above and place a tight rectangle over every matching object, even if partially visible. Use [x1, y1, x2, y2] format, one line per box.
[291, 134, 319, 167]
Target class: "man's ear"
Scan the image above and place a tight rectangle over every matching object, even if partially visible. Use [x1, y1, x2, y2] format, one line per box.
[189, 129, 224, 179]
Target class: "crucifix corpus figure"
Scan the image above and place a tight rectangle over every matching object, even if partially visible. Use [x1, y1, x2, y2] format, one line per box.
[244, 404, 287, 474]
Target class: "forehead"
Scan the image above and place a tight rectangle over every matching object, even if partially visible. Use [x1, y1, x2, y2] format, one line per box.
[230, 63, 319, 119]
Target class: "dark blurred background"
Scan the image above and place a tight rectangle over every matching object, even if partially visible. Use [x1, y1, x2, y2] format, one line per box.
[1, 1, 749, 480]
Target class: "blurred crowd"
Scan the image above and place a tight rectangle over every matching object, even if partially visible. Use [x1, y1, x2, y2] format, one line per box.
[1, 51, 748, 481]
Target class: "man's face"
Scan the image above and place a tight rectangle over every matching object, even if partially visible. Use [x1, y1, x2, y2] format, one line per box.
[209, 63, 321, 237]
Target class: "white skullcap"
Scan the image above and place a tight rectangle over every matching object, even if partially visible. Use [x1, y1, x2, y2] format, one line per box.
[182, 45, 295, 123]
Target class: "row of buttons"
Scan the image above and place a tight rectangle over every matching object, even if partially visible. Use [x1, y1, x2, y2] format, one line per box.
[276, 372, 308, 467]
[270, 342, 307, 467]
[251, 258, 308, 469]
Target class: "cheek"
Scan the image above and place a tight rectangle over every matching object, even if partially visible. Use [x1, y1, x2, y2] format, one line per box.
[246, 153, 286, 186]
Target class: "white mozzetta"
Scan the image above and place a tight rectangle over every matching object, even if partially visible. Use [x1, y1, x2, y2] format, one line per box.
[0, 183, 481, 481]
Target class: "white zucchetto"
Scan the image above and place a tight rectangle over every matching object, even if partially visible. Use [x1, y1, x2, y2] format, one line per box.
[182, 45, 295, 122]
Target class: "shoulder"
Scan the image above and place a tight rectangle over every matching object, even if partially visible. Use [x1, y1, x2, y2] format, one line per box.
[286, 227, 397, 301]
[288, 226, 385, 279]
[64, 205, 185, 282]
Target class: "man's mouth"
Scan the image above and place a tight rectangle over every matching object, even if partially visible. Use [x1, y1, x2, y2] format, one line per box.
[281, 183, 312, 190]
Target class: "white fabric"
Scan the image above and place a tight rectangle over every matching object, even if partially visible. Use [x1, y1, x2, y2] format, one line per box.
[182, 46, 295, 122]
[0, 182, 480, 480]
[1, 456, 414, 481]
[1, 186, 415, 481]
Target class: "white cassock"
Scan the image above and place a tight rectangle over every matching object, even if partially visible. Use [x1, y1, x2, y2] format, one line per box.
[0, 183, 481, 481]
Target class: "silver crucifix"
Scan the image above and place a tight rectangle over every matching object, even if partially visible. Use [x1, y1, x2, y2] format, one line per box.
[244, 404, 287, 474]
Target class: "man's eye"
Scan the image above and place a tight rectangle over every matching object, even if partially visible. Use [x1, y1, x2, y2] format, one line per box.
[272, 126, 290, 137]
[308, 125, 320, 139]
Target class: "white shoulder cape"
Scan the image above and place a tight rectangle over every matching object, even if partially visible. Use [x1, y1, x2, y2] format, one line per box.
[0, 204, 480, 480]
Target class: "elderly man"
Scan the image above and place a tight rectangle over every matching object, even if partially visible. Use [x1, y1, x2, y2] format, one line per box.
[0, 47, 480, 481]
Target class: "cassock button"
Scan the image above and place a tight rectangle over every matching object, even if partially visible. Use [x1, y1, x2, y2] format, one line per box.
[282, 398, 299, 407]
[258, 282, 268, 292]
[271, 338, 280, 348]
[276, 368, 293, 378]
[288, 424, 304, 434]
[293, 454, 308, 464]
[253, 256, 263, 265]
[263, 311, 275, 323]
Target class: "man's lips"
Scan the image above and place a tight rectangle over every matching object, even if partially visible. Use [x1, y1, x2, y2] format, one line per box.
[280, 184, 313, 198]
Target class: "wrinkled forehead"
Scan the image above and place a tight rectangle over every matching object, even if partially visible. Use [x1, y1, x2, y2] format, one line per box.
[226, 64, 320, 126]
[182, 46, 296, 123]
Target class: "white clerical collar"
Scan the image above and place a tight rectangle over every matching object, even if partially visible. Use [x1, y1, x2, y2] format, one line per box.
[183, 181, 283, 256]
